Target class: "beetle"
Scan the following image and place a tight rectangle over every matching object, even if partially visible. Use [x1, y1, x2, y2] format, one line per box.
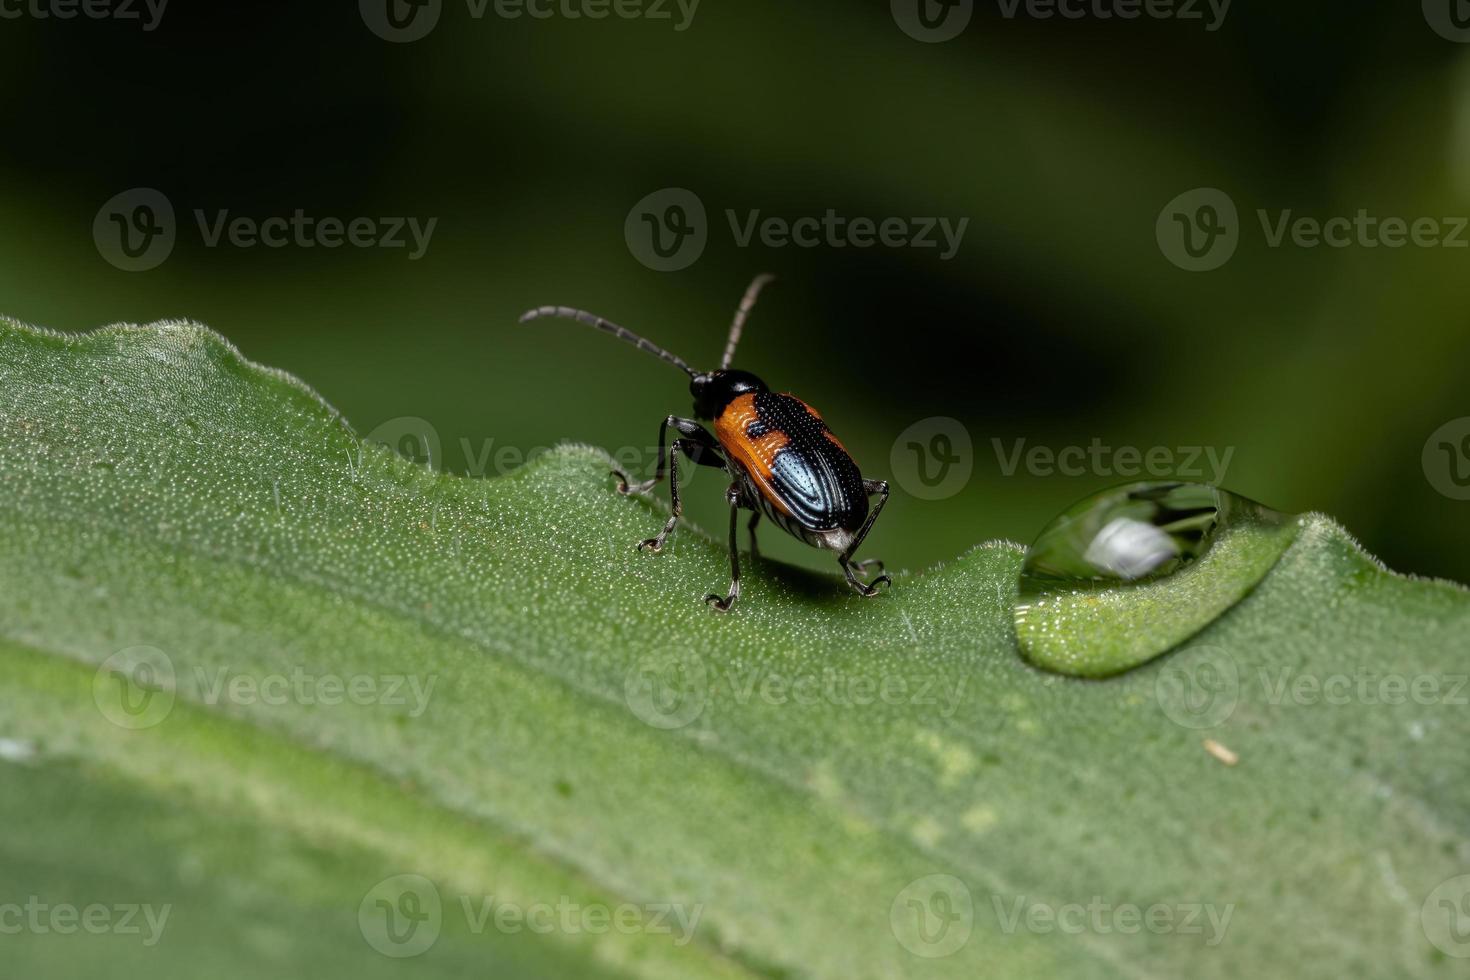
[520, 274, 891, 611]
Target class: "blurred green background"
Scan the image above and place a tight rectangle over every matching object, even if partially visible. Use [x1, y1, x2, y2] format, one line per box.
[2, 1, 1468, 581]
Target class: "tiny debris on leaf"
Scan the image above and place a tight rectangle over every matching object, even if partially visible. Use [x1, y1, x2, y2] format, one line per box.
[1203, 738, 1239, 767]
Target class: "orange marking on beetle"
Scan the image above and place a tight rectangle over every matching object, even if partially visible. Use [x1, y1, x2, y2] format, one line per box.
[714, 393, 793, 516]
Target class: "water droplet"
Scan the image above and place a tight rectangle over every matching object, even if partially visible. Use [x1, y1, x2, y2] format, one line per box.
[1014, 482, 1299, 677]
[0, 738, 38, 763]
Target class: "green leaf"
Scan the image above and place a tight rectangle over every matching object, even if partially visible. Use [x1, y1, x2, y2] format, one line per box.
[1, 318, 1467, 979]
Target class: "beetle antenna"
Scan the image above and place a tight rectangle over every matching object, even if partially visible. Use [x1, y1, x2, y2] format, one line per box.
[519, 305, 698, 378]
[720, 273, 776, 370]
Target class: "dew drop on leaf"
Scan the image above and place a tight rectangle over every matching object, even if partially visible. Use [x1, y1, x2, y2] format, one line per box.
[1013, 482, 1300, 677]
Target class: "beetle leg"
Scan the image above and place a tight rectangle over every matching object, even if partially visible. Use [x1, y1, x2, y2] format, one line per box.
[705, 485, 743, 611]
[747, 510, 761, 562]
[838, 479, 893, 596]
[613, 415, 717, 494]
[636, 437, 723, 553]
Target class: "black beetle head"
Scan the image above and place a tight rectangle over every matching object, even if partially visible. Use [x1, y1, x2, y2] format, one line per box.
[690, 369, 767, 421]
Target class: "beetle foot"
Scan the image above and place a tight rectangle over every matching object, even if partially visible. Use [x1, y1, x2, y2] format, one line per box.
[843, 557, 892, 596]
[704, 591, 737, 612]
[611, 470, 657, 495]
